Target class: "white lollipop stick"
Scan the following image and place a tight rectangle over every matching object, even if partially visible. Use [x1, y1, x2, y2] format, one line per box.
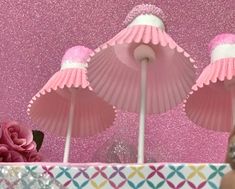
[137, 59, 148, 163]
[134, 44, 155, 164]
[63, 92, 76, 163]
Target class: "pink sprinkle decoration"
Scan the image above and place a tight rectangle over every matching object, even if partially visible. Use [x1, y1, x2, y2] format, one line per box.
[61, 46, 92, 66]
[123, 4, 166, 26]
[208, 33, 235, 54]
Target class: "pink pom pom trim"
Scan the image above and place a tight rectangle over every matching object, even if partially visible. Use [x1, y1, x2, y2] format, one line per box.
[61, 46, 93, 65]
[208, 33, 235, 54]
[123, 4, 166, 26]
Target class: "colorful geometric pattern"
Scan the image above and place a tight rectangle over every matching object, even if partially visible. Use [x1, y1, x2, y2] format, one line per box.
[0, 163, 231, 189]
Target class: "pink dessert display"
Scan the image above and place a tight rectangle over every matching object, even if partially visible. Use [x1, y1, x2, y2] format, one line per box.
[0, 2, 233, 189]
[27, 46, 116, 163]
[184, 33, 235, 132]
[87, 4, 196, 163]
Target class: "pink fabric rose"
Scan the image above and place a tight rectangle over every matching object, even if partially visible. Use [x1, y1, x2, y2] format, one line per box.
[0, 144, 25, 162]
[0, 121, 36, 152]
[25, 151, 43, 162]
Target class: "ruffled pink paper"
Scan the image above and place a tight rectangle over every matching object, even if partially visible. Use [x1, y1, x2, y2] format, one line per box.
[184, 33, 235, 132]
[88, 25, 196, 114]
[28, 46, 116, 137]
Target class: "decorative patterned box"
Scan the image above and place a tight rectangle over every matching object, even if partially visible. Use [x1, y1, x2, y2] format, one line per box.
[0, 163, 231, 189]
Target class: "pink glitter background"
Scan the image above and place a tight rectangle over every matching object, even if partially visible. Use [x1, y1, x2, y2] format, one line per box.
[0, 0, 234, 163]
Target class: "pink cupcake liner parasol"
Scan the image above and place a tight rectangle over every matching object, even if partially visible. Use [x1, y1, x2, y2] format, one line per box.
[27, 46, 116, 163]
[184, 33, 235, 132]
[87, 4, 196, 163]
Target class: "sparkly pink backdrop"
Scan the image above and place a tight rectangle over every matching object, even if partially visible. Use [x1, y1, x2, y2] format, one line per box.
[0, 0, 234, 162]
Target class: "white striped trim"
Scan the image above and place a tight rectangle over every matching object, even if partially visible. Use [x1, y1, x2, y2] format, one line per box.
[211, 44, 235, 62]
[61, 60, 87, 70]
[128, 14, 165, 30]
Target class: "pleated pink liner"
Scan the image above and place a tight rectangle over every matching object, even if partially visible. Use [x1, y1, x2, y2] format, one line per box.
[184, 58, 235, 132]
[28, 46, 116, 137]
[87, 25, 196, 114]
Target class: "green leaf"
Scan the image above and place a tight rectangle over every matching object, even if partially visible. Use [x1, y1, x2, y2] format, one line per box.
[218, 165, 226, 171]
[208, 181, 218, 189]
[127, 181, 136, 189]
[167, 171, 175, 179]
[176, 165, 184, 171]
[137, 181, 145, 188]
[156, 181, 165, 188]
[209, 165, 217, 171]
[32, 130, 44, 151]
[146, 181, 156, 189]
[177, 171, 186, 180]
[80, 181, 89, 188]
[208, 172, 217, 180]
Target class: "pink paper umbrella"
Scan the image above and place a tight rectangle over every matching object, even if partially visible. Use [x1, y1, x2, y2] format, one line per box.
[87, 4, 196, 163]
[185, 33, 235, 132]
[27, 46, 116, 162]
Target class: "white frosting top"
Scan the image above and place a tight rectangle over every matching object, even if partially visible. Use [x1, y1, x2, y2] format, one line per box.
[128, 14, 165, 30]
[211, 44, 235, 62]
[61, 60, 88, 70]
